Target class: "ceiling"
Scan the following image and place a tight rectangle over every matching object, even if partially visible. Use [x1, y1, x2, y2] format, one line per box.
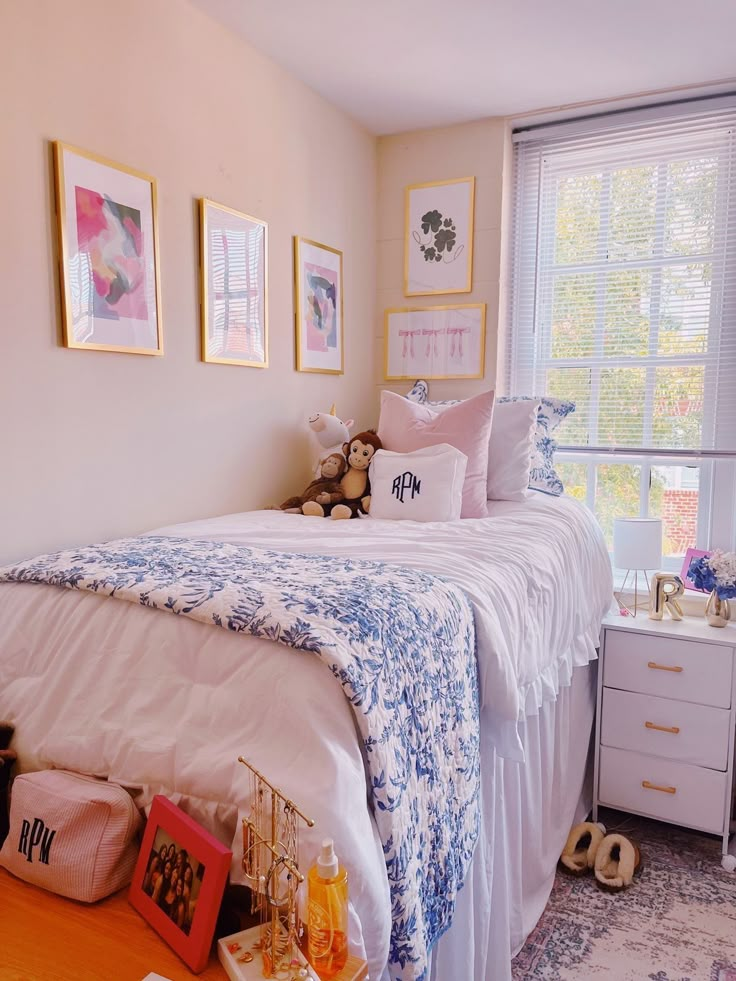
[192, 0, 736, 135]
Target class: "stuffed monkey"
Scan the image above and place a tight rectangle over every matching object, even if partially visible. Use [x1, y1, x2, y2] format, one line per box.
[302, 431, 382, 520]
[278, 453, 348, 513]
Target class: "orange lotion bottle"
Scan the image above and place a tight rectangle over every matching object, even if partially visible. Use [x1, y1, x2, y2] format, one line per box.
[307, 838, 348, 977]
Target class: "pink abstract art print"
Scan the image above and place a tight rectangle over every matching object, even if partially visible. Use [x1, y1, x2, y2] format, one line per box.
[54, 141, 162, 354]
[75, 185, 148, 322]
[294, 236, 343, 374]
[303, 261, 338, 353]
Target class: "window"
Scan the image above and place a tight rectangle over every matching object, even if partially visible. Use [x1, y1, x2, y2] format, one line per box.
[510, 98, 736, 564]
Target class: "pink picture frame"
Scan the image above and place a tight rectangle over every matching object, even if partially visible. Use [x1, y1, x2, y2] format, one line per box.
[680, 548, 711, 592]
[129, 795, 232, 973]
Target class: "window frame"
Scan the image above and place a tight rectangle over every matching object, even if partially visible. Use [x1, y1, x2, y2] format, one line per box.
[510, 100, 736, 555]
[555, 450, 713, 565]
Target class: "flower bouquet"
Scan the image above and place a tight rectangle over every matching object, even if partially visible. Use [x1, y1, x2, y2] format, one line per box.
[687, 550, 736, 627]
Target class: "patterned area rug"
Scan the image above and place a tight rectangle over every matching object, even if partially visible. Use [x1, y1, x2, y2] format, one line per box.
[513, 809, 736, 980]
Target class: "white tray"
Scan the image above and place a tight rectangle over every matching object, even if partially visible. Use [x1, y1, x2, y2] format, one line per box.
[217, 925, 319, 981]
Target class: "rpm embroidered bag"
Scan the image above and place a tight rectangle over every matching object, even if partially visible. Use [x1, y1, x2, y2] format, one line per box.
[0, 769, 141, 902]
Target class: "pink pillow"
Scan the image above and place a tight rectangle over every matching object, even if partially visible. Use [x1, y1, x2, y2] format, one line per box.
[377, 389, 495, 518]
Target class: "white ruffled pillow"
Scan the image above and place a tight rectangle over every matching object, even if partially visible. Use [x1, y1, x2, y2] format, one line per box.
[486, 399, 540, 502]
[369, 445, 468, 522]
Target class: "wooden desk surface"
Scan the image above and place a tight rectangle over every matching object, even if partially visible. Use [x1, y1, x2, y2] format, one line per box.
[0, 867, 227, 981]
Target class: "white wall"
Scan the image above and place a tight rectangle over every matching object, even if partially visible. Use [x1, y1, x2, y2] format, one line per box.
[0, 0, 377, 565]
[376, 118, 511, 401]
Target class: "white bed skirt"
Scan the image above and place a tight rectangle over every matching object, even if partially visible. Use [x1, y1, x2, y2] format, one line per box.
[427, 660, 597, 981]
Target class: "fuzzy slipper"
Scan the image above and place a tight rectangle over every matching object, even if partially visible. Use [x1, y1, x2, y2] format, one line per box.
[559, 821, 605, 876]
[594, 833, 642, 891]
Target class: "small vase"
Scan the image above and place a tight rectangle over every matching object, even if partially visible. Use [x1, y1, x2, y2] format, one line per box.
[705, 589, 731, 628]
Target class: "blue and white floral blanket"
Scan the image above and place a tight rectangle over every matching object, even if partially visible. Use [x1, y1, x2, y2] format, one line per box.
[0, 535, 480, 980]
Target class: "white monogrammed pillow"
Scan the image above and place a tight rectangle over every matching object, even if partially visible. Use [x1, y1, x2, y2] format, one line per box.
[369, 444, 468, 522]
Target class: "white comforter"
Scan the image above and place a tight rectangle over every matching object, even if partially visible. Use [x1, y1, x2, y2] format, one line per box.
[0, 495, 611, 977]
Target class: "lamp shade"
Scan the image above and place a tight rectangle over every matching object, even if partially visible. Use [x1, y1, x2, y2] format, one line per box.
[613, 518, 662, 570]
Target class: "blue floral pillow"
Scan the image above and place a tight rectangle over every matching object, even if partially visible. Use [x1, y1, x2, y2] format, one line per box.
[405, 380, 458, 408]
[498, 395, 575, 496]
[405, 379, 430, 403]
[404, 381, 575, 497]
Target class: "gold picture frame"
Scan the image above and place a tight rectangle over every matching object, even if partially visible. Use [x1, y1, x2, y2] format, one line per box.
[384, 303, 486, 381]
[404, 176, 475, 297]
[293, 236, 344, 374]
[200, 198, 268, 368]
[53, 141, 163, 355]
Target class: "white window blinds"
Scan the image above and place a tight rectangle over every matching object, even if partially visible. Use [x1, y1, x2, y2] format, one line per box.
[509, 97, 736, 458]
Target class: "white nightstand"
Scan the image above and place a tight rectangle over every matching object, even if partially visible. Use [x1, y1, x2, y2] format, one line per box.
[593, 613, 736, 867]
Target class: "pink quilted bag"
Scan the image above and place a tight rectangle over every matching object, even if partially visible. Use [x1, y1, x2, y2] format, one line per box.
[0, 769, 141, 901]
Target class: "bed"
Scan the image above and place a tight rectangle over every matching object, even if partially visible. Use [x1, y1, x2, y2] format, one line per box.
[0, 494, 612, 980]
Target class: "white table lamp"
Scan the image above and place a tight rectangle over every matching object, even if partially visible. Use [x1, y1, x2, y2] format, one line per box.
[613, 518, 663, 616]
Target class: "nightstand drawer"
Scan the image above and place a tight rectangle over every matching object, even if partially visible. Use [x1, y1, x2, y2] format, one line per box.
[601, 688, 731, 770]
[599, 746, 728, 834]
[603, 630, 733, 708]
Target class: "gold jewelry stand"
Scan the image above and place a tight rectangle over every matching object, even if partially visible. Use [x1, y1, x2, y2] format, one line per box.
[238, 756, 315, 980]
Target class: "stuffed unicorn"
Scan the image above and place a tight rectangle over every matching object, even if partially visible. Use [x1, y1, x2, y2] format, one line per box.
[309, 405, 353, 475]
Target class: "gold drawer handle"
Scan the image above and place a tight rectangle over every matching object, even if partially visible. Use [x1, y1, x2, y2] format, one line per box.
[645, 721, 680, 735]
[642, 780, 677, 795]
[647, 661, 683, 673]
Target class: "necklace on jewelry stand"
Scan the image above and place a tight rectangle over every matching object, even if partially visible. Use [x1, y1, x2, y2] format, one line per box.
[238, 756, 314, 980]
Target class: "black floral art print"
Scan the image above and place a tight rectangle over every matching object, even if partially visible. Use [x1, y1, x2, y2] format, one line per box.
[412, 209, 463, 263]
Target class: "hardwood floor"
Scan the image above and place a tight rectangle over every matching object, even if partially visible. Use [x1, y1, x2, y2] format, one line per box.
[0, 868, 226, 980]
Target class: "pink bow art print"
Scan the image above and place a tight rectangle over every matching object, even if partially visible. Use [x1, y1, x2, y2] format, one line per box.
[385, 304, 487, 382]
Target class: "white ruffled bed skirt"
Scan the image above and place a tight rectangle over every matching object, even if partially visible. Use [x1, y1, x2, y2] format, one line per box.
[426, 659, 597, 981]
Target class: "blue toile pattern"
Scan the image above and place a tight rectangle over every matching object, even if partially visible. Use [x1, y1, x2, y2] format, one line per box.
[0, 536, 480, 981]
[500, 395, 576, 497]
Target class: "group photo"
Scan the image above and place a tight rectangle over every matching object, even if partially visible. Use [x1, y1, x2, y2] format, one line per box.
[142, 827, 206, 935]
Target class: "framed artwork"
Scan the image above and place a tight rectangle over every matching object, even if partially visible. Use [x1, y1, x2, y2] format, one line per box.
[129, 795, 231, 974]
[53, 141, 162, 355]
[294, 237, 344, 374]
[200, 198, 268, 367]
[384, 304, 486, 381]
[681, 548, 711, 592]
[404, 177, 475, 297]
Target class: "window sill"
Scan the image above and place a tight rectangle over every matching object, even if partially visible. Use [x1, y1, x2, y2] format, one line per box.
[615, 588, 734, 621]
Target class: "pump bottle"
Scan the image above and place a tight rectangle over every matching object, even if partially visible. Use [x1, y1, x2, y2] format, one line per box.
[307, 838, 348, 977]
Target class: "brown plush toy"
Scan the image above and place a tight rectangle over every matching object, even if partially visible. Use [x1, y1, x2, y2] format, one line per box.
[278, 453, 348, 514]
[302, 431, 382, 520]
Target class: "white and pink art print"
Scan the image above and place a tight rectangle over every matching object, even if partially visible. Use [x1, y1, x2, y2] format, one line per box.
[53, 142, 162, 355]
[200, 199, 268, 368]
[384, 304, 486, 381]
[294, 237, 343, 374]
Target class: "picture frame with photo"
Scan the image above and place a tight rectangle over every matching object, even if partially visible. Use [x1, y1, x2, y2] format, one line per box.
[53, 141, 163, 355]
[404, 177, 475, 297]
[200, 198, 268, 368]
[129, 795, 231, 973]
[681, 547, 712, 592]
[384, 303, 486, 381]
[293, 236, 344, 374]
